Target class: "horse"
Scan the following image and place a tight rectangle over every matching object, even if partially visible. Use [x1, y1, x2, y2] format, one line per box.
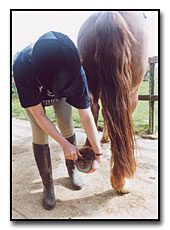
[77, 11, 149, 193]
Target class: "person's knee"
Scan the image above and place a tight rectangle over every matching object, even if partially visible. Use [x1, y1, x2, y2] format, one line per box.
[31, 130, 48, 145]
[61, 130, 74, 139]
[58, 120, 74, 138]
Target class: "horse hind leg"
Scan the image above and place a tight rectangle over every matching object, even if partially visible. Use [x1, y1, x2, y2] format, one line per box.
[111, 90, 138, 194]
[84, 93, 100, 146]
[101, 120, 110, 143]
[110, 163, 131, 194]
[101, 108, 110, 143]
[110, 173, 130, 194]
[109, 89, 139, 194]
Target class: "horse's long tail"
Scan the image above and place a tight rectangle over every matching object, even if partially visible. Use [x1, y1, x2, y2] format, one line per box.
[95, 11, 136, 190]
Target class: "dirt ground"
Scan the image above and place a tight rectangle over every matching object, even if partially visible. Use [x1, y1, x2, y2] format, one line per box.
[12, 118, 158, 220]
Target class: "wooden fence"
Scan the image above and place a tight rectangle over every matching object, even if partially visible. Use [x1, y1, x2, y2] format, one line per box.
[138, 56, 158, 134]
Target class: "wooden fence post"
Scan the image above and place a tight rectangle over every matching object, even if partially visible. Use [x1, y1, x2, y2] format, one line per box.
[148, 56, 158, 134]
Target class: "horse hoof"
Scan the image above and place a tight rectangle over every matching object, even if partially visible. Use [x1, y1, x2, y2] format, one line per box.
[101, 138, 110, 143]
[116, 187, 130, 195]
[115, 179, 131, 194]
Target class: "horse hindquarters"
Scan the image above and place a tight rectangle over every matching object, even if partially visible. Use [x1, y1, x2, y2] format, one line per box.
[77, 15, 101, 147]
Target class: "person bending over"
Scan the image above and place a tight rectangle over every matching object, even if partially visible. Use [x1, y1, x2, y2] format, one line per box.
[13, 31, 102, 210]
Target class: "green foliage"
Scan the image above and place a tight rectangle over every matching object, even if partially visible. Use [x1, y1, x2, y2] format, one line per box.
[12, 82, 17, 94]
[133, 80, 158, 134]
[12, 95, 28, 120]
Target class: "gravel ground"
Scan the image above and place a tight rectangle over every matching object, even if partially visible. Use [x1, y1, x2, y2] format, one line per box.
[12, 119, 158, 220]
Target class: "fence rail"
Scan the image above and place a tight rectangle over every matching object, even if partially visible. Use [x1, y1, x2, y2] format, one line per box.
[138, 56, 158, 134]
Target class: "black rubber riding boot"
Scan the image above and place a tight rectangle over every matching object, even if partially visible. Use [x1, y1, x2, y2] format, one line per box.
[33, 143, 56, 210]
[65, 134, 83, 190]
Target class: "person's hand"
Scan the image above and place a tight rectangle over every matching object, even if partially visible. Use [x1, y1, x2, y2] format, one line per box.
[86, 153, 103, 174]
[62, 142, 79, 161]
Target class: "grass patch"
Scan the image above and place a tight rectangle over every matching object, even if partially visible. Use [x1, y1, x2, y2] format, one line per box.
[133, 80, 158, 134]
[12, 80, 158, 134]
[12, 95, 28, 120]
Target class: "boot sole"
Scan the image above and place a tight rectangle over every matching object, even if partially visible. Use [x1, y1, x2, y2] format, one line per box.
[72, 185, 82, 190]
[42, 201, 56, 210]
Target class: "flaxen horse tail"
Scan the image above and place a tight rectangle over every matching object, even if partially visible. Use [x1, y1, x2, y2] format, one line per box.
[95, 11, 136, 190]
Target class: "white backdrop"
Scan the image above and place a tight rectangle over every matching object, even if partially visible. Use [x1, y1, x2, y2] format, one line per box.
[12, 10, 158, 57]
[0, 0, 168, 228]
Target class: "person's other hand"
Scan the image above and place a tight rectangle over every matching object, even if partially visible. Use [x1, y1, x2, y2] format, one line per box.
[86, 154, 103, 174]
